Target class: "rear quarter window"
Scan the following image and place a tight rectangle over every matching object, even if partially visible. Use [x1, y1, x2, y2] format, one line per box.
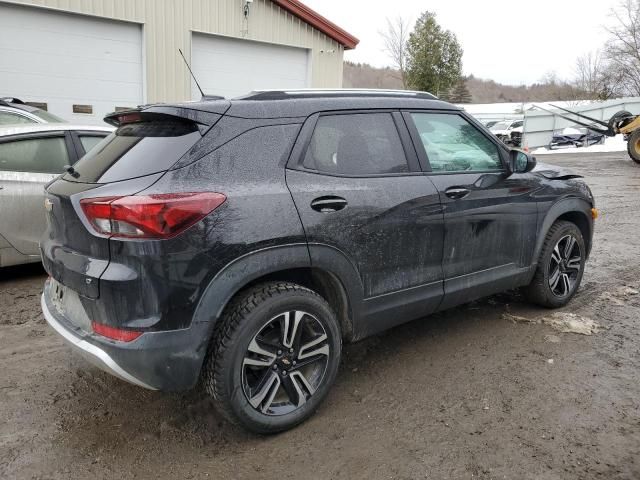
[66, 121, 201, 183]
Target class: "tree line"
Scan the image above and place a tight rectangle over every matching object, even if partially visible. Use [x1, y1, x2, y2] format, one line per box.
[380, 0, 640, 102]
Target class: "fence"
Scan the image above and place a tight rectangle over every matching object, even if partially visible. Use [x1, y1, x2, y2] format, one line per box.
[522, 98, 640, 149]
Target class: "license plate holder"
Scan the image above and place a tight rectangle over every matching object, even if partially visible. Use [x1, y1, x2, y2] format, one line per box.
[49, 279, 92, 333]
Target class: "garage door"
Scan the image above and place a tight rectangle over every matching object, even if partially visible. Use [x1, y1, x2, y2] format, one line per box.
[191, 34, 310, 99]
[0, 4, 143, 125]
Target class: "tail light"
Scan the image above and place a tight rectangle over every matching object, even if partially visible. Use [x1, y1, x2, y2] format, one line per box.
[80, 192, 226, 239]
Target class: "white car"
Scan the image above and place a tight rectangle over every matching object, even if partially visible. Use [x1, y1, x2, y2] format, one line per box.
[0, 97, 66, 125]
[0, 123, 112, 267]
[490, 119, 524, 144]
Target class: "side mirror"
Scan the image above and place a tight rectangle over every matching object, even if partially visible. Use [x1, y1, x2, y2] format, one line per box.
[508, 149, 536, 174]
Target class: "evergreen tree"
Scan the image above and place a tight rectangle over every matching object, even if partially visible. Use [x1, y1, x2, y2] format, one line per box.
[446, 78, 473, 103]
[405, 12, 463, 96]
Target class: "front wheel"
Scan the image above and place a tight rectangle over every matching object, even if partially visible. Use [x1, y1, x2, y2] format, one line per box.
[524, 221, 586, 308]
[203, 282, 342, 434]
[626, 130, 640, 164]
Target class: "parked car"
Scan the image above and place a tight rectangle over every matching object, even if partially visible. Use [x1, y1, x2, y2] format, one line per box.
[0, 124, 112, 267]
[484, 120, 499, 128]
[549, 126, 606, 150]
[40, 90, 595, 434]
[0, 97, 66, 125]
[490, 119, 524, 145]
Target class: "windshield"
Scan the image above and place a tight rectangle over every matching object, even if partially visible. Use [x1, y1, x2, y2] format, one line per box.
[33, 109, 66, 123]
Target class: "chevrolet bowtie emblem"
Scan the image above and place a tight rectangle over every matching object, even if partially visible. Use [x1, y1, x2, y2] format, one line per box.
[281, 358, 291, 366]
[44, 198, 53, 212]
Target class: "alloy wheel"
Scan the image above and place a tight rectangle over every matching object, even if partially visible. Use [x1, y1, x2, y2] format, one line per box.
[548, 234, 582, 297]
[241, 310, 330, 416]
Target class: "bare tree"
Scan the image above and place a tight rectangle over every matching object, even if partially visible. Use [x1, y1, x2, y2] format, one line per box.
[575, 51, 604, 97]
[605, 0, 640, 95]
[574, 51, 622, 100]
[379, 16, 411, 89]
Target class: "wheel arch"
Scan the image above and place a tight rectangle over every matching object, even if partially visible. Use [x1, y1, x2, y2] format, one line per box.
[240, 267, 355, 340]
[534, 197, 594, 265]
[555, 210, 592, 256]
[192, 244, 363, 343]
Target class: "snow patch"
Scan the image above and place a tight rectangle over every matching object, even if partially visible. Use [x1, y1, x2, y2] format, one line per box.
[504, 311, 602, 335]
[541, 313, 601, 335]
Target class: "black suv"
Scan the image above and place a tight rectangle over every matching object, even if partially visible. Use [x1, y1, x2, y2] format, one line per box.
[41, 90, 595, 433]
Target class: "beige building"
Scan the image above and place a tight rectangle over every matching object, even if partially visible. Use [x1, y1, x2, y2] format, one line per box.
[0, 0, 358, 124]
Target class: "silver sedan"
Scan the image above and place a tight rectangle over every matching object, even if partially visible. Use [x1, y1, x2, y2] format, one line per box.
[0, 123, 112, 267]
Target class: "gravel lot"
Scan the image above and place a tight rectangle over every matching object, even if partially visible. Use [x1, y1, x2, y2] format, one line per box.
[1, 151, 639, 480]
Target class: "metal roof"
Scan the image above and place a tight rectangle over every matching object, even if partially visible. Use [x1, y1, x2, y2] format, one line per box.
[271, 0, 359, 49]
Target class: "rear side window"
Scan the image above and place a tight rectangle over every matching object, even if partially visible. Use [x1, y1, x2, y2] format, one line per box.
[303, 113, 409, 175]
[0, 136, 69, 174]
[67, 121, 201, 183]
[79, 135, 105, 153]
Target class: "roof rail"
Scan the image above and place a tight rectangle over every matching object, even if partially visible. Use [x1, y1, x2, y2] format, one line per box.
[237, 88, 437, 101]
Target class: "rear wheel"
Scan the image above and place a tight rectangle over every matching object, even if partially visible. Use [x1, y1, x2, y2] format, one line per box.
[627, 130, 640, 164]
[524, 221, 586, 308]
[203, 282, 341, 434]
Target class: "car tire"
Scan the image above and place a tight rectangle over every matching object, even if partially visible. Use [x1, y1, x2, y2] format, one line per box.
[609, 110, 632, 134]
[524, 220, 586, 308]
[626, 130, 640, 164]
[203, 281, 342, 434]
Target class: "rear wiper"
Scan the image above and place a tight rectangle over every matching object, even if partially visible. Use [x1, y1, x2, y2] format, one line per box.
[63, 165, 80, 178]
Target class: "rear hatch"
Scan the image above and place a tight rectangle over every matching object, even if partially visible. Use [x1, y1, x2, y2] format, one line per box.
[41, 105, 226, 298]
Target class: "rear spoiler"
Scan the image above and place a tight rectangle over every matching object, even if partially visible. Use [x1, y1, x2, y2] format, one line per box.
[104, 103, 231, 134]
[0, 97, 25, 107]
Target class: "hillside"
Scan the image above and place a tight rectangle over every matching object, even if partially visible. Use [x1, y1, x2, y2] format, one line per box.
[343, 61, 585, 103]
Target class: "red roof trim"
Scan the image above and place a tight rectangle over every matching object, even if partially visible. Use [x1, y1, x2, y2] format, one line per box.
[271, 0, 359, 50]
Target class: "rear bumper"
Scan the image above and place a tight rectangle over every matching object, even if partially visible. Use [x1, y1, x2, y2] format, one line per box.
[41, 293, 157, 390]
[41, 279, 212, 391]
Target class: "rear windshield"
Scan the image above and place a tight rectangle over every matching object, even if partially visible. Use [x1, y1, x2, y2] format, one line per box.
[65, 121, 201, 183]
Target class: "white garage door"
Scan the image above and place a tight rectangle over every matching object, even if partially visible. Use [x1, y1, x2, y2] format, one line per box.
[191, 34, 310, 99]
[0, 4, 143, 125]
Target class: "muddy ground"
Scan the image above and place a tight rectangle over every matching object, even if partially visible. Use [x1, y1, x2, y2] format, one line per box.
[1, 151, 640, 480]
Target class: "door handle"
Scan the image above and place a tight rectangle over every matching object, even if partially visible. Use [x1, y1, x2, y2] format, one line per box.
[310, 196, 348, 213]
[444, 187, 470, 200]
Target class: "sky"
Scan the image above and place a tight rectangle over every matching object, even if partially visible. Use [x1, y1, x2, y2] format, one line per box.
[303, 0, 618, 86]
